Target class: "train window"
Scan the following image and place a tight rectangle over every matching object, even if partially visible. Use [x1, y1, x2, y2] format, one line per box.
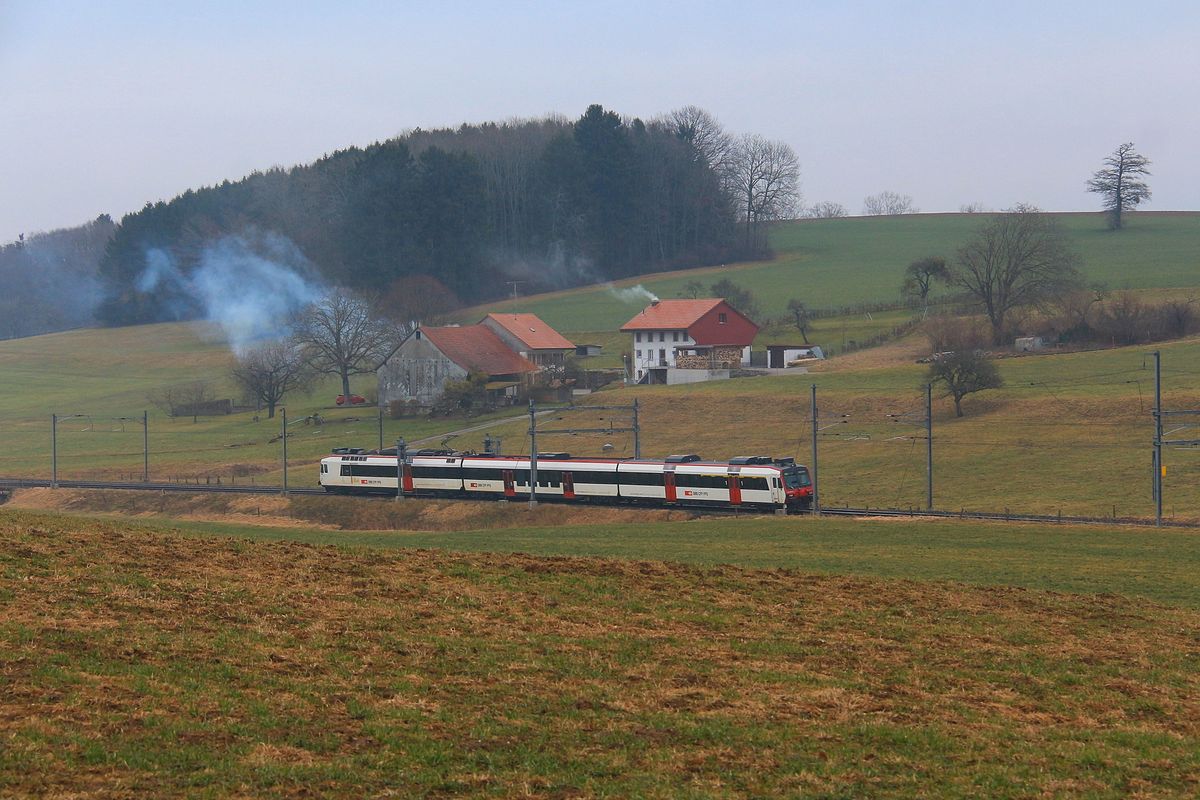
[783, 469, 811, 488]
[411, 466, 460, 480]
[462, 467, 503, 481]
[740, 476, 769, 491]
[676, 473, 727, 489]
[350, 465, 401, 478]
[575, 471, 616, 484]
[341, 465, 352, 477]
[534, 470, 562, 488]
[620, 471, 663, 486]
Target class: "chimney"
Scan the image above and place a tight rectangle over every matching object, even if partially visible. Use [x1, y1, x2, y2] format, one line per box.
[651, 299, 660, 306]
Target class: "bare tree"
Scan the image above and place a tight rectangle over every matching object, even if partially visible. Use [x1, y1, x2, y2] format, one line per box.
[959, 202, 989, 214]
[951, 205, 1081, 344]
[680, 279, 705, 299]
[292, 289, 404, 401]
[863, 191, 917, 216]
[710, 278, 761, 321]
[729, 134, 801, 252]
[804, 201, 847, 218]
[231, 340, 312, 419]
[668, 105, 734, 172]
[1086, 142, 1151, 230]
[786, 299, 812, 344]
[928, 350, 1003, 417]
[901, 256, 949, 312]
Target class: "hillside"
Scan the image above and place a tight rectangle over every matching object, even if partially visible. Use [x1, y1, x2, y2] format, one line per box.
[498, 211, 1200, 333]
[1, 318, 1197, 520]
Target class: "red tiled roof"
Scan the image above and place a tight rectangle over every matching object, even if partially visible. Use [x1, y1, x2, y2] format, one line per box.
[418, 325, 539, 375]
[482, 313, 574, 350]
[619, 298, 724, 331]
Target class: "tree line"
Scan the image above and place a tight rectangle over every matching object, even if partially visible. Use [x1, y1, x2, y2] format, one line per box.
[97, 105, 800, 328]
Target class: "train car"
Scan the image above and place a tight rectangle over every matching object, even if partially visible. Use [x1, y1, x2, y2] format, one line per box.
[318, 450, 814, 512]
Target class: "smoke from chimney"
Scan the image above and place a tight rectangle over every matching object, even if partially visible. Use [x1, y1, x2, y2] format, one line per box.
[605, 283, 659, 304]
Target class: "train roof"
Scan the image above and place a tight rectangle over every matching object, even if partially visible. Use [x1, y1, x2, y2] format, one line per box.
[326, 451, 805, 469]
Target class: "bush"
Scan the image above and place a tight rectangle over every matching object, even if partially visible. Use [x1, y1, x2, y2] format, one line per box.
[921, 315, 989, 355]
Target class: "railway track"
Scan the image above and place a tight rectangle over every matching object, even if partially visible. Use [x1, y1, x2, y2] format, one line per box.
[0, 477, 1195, 529]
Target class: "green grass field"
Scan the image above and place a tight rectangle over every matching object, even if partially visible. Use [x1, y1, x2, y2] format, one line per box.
[495, 212, 1200, 333]
[1, 211, 1197, 519]
[4, 508, 1200, 797]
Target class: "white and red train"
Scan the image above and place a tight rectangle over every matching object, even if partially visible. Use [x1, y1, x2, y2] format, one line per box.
[319, 450, 813, 513]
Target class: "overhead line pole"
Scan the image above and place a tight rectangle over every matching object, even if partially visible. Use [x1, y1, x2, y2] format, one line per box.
[395, 437, 406, 502]
[633, 398, 641, 459]
[51, 414, 57, 489]
[528, 400, 538, 509]
[281, 408, 288, 496]
[143, 410, 149, 484]
[1154, 351, 1162, 527]
[810, 384, 819, 515]
[926, 383, 933, 511]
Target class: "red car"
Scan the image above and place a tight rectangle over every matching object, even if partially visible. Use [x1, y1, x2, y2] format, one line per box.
[336, 394, 367, 406]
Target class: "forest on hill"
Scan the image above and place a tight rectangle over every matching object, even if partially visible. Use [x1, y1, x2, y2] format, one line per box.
[90, 104, 796, 328]
[0, 215, 115, 338]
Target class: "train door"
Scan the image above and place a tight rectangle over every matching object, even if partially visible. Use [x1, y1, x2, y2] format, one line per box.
[728, 468, 742, 506]
[502, 469, 516, 498]
[664, 468, 677, 503]
[401, 462, 414, 493]
[562, 472, 575, 499]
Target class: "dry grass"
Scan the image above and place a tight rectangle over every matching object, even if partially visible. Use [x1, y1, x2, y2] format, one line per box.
[2, 510, 1200, 797]
[5, 488, 698, 531]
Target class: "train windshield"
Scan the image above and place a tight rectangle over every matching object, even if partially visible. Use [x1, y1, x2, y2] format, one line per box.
[783, 467, 811, 488]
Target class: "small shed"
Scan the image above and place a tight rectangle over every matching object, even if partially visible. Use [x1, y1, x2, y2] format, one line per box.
[767, 345, 825, 368]
[1014, 336, 1046, 352]
[575, 343, 603, 357]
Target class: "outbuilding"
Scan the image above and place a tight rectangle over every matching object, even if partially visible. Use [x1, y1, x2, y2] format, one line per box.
[767, 344, 825, 368]
[378, 324, 539, 407]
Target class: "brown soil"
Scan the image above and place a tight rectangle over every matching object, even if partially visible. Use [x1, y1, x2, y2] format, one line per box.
[2, 510, 1199, 796]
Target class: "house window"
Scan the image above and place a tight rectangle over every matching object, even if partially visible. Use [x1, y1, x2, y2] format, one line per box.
[659, 331, 665, 342]
[719, 313, 727, 324]
[659, 348, 666, 362]
[673, 331, 679, 341]
[636, 350, 642, 359]
[636, 332, 641, 342]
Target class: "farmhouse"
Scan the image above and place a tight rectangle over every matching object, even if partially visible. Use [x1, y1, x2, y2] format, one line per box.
[621, 298, 759, 384]
[378, 324, 539, 407]
[480, 313, 575, 371]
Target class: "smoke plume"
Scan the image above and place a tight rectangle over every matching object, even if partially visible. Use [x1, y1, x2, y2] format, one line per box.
[135, 232, 324, 354]
[605, 283, 660, 304]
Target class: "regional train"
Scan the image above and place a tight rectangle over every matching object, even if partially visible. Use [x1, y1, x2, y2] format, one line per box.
[319, 450, 814, 513]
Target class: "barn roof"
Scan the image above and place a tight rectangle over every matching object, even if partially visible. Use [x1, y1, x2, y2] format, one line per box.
[418, 325, 539, 376]
[482, 313, 574, 350]
[619, 298, 724, 331]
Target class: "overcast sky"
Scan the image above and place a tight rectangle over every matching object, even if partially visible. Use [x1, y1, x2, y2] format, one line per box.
[3, 0, 1197, 242]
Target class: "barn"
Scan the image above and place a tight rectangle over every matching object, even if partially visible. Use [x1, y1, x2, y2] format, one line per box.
[378, 324, 539, 407]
